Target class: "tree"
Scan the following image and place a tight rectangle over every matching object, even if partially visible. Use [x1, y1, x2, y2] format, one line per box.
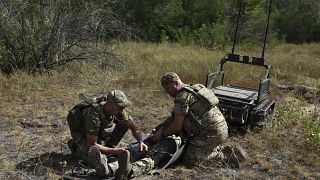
[0, 0, 132, 74]
[273, 0, 320, 43]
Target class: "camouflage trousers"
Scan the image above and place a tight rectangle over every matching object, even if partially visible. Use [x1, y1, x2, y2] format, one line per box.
[183, 106, 229, 166]
[68, 131, 119, 176]
[68, 131, 180, 177]
[68, 119, 128, 156]
[127, 136, 182, 177]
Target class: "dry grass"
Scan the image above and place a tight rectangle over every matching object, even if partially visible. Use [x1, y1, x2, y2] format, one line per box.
[1, 42, 319, 121]
[268, 43, 320, 87]
[0, 42, 319, 179]
[117, 42, 226, 84]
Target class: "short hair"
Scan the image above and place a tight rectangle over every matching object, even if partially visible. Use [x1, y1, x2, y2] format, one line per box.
[161, 72, 180, 86]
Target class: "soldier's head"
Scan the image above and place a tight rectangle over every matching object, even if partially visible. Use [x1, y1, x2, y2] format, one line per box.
[104, 90, 132, 115]
[161, 72, 184, 97]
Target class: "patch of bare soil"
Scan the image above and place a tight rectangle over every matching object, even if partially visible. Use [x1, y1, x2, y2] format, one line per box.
[0, 96, 319, 179]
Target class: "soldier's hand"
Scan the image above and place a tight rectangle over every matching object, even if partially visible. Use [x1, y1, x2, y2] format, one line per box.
[143, 136, 156, 145]
[113, 147, 126, 154]
[139, 141, 148, 151]
[151, 130, 163, 142]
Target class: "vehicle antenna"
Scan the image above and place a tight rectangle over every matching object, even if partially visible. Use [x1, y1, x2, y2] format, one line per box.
[232, 0, 243, 54]
[262, 0, 273, 58]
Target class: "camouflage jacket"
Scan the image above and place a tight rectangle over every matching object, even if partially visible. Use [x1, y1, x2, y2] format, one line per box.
[173, 84, 223, 136]
[80, 103, 130, 137]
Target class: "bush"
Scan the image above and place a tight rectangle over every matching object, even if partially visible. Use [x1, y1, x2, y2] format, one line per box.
[0, 1, 130, 74]
[173, 27, 195, 45]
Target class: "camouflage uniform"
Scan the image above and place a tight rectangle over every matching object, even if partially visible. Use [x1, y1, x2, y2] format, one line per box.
[67, 102, 131, 175]
[127, 136, 182, 177]
[173, 84, 228, 166]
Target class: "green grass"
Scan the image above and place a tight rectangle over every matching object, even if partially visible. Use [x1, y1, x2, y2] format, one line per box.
[269, 105, 302, 129]
[0, 42, 320, 179]
[304, 108, 320, 150]
[0, 42, 319, 149]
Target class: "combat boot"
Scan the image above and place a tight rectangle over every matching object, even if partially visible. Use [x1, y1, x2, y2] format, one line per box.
[221, 144, 248, 168]
[115, 150, 132, 180]
[88, 146, 110, 177]
[67, 139, 76, 155]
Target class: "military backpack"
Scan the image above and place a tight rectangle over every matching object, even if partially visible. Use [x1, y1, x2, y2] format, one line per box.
[181, 84, 219, 131]
[67, 97, 107, 132]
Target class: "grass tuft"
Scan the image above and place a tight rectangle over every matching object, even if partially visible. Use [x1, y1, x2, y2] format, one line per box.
[268, 105, 302, 130]
[304, 106, 320, 150]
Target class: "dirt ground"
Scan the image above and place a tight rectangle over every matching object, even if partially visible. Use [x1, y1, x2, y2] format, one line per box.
[0, 92, 319, 180]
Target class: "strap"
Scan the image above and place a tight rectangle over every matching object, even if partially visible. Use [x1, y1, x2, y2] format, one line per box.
[80, 101, 107, 144]
[181, 84, 204, 95]
[180, 84, 204, 116]
[148, 143, 187, 175]
[92, 104, 106, 144]
[182, 84, 219, 107]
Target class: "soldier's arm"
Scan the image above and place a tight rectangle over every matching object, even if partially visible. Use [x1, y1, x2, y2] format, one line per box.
[87, 134, 126, 154]
[152, 91, 189, 142]
[84, 107, 125, 154]
[127, 116, 148, 151]
[162, 114, 185, 136]
[152, 115, 185, 142]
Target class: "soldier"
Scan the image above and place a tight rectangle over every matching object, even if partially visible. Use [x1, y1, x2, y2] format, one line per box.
[149, 72, 229, 166]
[66, 90, 148, 178]
[115, 135, 184, 179]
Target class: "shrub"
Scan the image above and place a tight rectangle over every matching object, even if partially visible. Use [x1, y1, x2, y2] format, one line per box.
[0, 1, 130, 74]
[173, 27, 195, 45]
[193, 21, 231, 49]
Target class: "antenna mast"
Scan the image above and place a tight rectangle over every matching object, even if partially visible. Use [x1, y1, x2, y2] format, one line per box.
[261, 0, 273, 58]
[232, 0, 243, 54]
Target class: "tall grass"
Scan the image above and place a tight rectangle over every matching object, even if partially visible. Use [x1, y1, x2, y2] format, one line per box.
[117, 42, 226, 85]
[268, 43, 320, 88]
[116, 42, 320, 89]
[0, 61, 123, 118]
[305, 120, 320, 150]
[0, 42, 319, 135]
[304, 106, 320, 150]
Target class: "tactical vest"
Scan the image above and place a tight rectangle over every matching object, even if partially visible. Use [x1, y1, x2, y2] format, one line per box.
[67, 101, 107, 143]
[181, 84, 219, 132]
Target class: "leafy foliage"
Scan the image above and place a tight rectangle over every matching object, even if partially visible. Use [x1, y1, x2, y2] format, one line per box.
[0, 1, 131, 74]
[109, 0, 320, 44]
[1, 0, 319, 74]
[273, 0, 320, 43]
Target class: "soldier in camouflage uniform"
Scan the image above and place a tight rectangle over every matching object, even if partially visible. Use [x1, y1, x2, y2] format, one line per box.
[150, 72, 229, 167]
[67, 90, 148, 178]
[115, 135, 183, 179]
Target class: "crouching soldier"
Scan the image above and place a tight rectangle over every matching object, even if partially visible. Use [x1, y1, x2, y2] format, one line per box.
[150, 72, 229, 166]
[66, 90, 148, 178]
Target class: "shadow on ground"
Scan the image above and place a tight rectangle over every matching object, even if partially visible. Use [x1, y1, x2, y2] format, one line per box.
[15, 152, 104, 179]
